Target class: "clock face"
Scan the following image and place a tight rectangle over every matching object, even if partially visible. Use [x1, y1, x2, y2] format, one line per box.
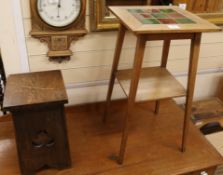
[37, 0, 81, 27]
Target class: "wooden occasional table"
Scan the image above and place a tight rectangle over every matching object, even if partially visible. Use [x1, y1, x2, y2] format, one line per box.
[3, 70, 71, 175]
[103, 6, 222, 164]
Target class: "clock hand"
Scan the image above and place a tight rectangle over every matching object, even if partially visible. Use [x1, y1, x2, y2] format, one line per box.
[58, 0, 61, 8]
[57, 0, 61, 18]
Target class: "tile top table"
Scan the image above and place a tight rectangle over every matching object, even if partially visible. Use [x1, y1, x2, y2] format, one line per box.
[109, 6, 220, 34]
[104, 6, 222, 164]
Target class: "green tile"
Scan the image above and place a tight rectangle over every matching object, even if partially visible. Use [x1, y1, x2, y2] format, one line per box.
[141, 18, 160, 24]
[128, 9, 144, 13]
[160, 9, 176, 13]
[176, 18, 195, 24]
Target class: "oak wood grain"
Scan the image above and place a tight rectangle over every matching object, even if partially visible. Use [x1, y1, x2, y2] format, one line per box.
[3, 70, 68, 111]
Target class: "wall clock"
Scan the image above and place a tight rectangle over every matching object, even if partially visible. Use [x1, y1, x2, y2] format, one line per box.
[30, 0, 87, 60]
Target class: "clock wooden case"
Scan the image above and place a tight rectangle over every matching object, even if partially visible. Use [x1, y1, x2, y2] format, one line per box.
[30, 0, 87, 59]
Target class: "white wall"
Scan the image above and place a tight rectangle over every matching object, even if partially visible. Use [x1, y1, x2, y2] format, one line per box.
[0, 0, 29, 75]
[1, 0, 223, 105]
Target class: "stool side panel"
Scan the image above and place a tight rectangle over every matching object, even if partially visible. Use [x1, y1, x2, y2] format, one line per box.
[12, 104, 71, 174]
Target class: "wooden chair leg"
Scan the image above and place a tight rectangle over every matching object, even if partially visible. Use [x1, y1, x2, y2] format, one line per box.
[118, 36, 146, 164]
[103, 24, 126, 123]
[181, 33, 201, 152]
[155, 40, 171, 114]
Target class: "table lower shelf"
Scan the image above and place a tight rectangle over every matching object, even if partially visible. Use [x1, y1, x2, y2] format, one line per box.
[117, 67, 186, 102]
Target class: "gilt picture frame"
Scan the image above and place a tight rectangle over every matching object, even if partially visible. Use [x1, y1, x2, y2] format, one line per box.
[90, 0, 150, 31]
[90, 0, 119, 31]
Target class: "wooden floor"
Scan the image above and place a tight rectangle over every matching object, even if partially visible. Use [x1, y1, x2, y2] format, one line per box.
[0, 100, 222, 175]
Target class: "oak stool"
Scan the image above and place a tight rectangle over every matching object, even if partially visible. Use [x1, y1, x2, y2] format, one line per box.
[3, 70, 71, 175]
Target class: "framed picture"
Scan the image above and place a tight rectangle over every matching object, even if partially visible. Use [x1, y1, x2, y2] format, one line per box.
[90, 0, 223, 32]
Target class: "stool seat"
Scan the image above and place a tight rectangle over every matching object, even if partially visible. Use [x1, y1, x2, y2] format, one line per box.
[3, 70, 68, 111]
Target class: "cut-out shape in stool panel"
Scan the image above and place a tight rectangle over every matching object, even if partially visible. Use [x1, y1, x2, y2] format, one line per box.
[32, 130, 55, 148]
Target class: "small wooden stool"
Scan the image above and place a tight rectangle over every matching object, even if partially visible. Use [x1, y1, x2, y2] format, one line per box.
[3, 70, 71, 175]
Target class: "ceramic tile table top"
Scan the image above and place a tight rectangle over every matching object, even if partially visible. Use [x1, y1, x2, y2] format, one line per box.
[109, 6, 220, 34]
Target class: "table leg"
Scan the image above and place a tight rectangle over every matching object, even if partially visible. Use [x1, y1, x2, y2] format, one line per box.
[118, 35, 146, 164]
[182, 33, 201, 152]
[161, 40, 171, 68]
[155, 39, 171, 114]
[103, 24, 126, 123]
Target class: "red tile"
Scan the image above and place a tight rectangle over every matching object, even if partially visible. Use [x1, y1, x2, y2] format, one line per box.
[141, 13, 153, 18]
[158, 18, 177, 24]
[168, 13, 186, 19]
[152, 9, 160, 13]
